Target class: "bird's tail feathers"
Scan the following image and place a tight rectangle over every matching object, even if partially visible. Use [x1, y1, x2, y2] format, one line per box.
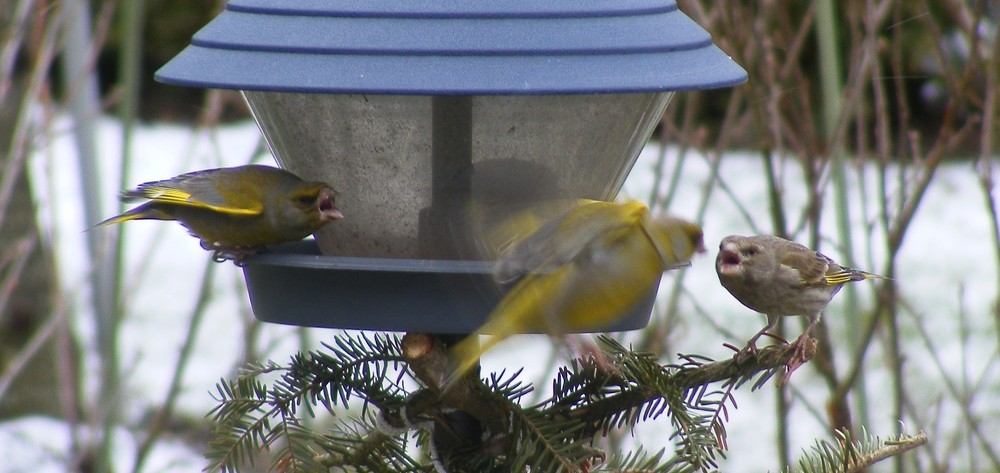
[851, 267, 889, 281]
[828, 267, 888, 285]
[90, 204, 171, 230]
[860, 270, 889, 280]
[445, 308, 524, 388]
[91, 210, 145, 228]
[445, 334, 503, 388]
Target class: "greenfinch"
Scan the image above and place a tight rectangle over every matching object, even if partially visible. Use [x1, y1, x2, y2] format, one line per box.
[449, 200, 705, 382]
[715, 234, 884, 379]
[471, 197, 584, 261]
[96, 165, 343, 262]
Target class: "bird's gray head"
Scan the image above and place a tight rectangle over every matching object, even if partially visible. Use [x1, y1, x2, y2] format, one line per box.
[715, 235, 767, 278]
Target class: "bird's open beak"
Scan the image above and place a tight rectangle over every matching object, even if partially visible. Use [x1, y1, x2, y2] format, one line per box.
[318, 189, 344, 221]
[716, 248, 742, 274]
[719, 250, 740, 265]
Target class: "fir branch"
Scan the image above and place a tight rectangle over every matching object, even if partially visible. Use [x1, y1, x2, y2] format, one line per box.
[508, 408, 604, 472]
[669, 342, 807, 390]
[203, 333, 410, 472]
[403, 334, 631, 472]
[599, 446, 696, 473]
[313, 419, 430, 473]
[204, 330, 819, 472]
[268, 418, 328, 473]
[789, 428, 928, 473]
[539, 337, 811, 471]
[567, 336, 805, 423]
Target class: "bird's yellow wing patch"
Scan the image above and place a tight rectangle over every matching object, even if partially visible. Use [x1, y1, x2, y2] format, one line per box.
[134, 186, 262, 216]
[823, 269, 859, 285]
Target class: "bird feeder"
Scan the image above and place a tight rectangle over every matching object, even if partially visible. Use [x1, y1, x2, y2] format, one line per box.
[155, 0, 746, 332]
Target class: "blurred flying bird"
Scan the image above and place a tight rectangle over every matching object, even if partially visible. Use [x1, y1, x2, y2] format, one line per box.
[449, 199, 705, 383]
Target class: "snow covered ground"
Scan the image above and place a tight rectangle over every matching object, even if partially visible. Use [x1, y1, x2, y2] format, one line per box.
[5, 116, 997, 472]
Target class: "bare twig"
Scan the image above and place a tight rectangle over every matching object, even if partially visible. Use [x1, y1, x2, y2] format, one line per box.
[0, 0, 60, 232]
[131, 260, 217, 473]
[0, 236, 34, 321]
[0, 0, 37, 103]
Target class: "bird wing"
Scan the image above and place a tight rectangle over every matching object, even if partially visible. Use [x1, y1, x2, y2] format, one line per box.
[122, 168, 263, 216]
[782, 244, 883, 286]
[780, 245, 832, 286]
[493, 200, 647, 285]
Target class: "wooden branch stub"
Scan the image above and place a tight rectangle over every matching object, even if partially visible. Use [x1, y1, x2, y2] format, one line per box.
[400, 333, 509, 435]
[402, 332, 435, 360]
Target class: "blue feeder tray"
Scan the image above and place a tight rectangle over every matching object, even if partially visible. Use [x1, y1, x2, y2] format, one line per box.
[242, 240, 659, 334]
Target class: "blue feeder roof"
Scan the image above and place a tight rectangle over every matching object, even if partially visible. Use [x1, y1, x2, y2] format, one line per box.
[155, 0, 746, 95]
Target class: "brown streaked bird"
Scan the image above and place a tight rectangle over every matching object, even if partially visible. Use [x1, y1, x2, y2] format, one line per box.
[715, 234, 884, 381]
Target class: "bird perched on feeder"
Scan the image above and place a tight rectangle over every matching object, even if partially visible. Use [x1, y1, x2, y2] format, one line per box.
[715, 234, 884, 381]
[95, 164, 343, 263]
[448, 199, 705, 384]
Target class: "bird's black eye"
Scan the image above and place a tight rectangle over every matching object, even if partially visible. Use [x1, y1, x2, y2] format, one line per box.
[298, 195, 315, 206]
[742, 247, 758, 257]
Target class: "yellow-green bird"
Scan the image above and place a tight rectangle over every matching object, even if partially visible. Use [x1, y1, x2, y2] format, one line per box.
[96, 165, 343, 261]
[449, 200, 705, 382]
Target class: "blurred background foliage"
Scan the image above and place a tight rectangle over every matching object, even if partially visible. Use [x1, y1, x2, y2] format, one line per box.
[27, 0, 991, 136]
